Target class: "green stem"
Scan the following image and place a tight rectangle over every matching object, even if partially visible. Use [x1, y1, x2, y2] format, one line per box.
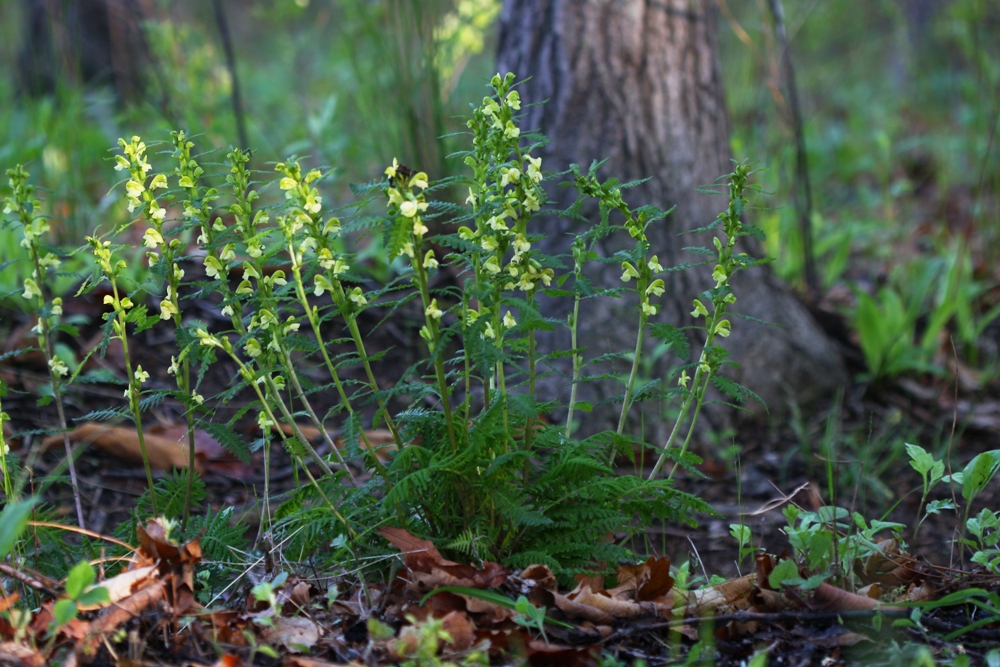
[32, 275, 85, 527]
[181, 357, 196, 526]
[113, 279, 157, 516]
[565, 290, 581, 439]
[666, 379, 709, 483]
[616, 312, 648, 437]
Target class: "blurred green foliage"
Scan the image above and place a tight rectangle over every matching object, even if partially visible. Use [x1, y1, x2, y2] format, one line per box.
[720, 0, 1000, 376]
[2, 0, 999, 379]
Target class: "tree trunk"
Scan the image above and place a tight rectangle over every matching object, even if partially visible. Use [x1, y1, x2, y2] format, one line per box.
[16, 0, 150, 102]
[497, 0, 846, 441]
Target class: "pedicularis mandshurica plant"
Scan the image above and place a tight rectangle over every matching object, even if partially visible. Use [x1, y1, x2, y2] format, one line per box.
[3, 73, 765, 578]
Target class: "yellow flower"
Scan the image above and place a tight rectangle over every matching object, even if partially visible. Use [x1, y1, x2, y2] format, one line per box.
[384, 158, 399, 179]
[348, 287, 367, 306]
[159, 296, 178, 320]
[678, 370, 690, 389]
[411, 172, 429, 190]
[400, 200, 418, 218]
[134, 366, 149, 383]
[143, 227, 163, 249]
[425, 299, 444, 320]
[22, 278, 40, 301]
[525, 155, 542, 182]
[503, 311, 516, 328]
[423, 250, 439, 270]
[48, 358, 69, 377]
[690, 299, 708, 318]
[279, 177, 297, 190]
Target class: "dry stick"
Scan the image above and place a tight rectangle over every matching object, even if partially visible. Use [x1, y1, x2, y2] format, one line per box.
[211, 0, 249, 150]
[768, 0, 819, 302]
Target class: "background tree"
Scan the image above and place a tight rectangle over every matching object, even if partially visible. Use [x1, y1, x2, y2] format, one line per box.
[498, 0, 847, 438]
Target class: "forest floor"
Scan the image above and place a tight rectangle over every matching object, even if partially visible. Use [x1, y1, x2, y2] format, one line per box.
[2, 276, 1000, 666]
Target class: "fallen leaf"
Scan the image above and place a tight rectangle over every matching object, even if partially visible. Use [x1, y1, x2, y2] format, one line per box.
[42, 423, 201, 471]
[0, 641, 45, 667]
[78, 565, 157, 611]
[379, 528, 507, 591]
[260, 616, 322, 652]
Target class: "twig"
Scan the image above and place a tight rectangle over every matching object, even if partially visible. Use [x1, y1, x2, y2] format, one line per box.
[768, 0, 819, 302]
[0, 562, 60, 598]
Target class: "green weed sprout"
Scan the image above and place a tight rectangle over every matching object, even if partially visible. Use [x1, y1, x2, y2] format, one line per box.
[3, 166, 85, 526]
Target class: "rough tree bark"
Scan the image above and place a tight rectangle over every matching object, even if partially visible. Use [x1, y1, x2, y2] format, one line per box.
[497, 0, 846, 441]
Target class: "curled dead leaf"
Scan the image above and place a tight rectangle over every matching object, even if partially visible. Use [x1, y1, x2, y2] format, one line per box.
[42, 423, 201, 472]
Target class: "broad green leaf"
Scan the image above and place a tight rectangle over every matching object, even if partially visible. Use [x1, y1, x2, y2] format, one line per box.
[0, 499, 36, 560]
[52, 599, 77, 628]
[768, 559, 799, 589]
[64, 561, 96, 599]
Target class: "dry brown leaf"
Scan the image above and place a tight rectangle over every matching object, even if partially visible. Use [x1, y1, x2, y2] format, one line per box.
[855, 538, 921, 588]
[42, 423, 201, 471]
[687, 574, 756, 616]
[524, 638, 598, 667]
[809, 582, 883, 612]
[379, 528, 507, 591]
[440, 610, 476, 651]
[78, 565, 157, 611]
[571, 585, 644, 618]
[552, 590, 614, 625]
[0, 641, 45, 667]
[82, 578, 166, 655]
[260, 616, 322, 653]
[610, 556, 674, 602]
[518, 565, 557, 591]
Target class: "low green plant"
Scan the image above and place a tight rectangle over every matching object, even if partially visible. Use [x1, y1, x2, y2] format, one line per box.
[3, 166, 84, 526]
[3, 72, 769, 586]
